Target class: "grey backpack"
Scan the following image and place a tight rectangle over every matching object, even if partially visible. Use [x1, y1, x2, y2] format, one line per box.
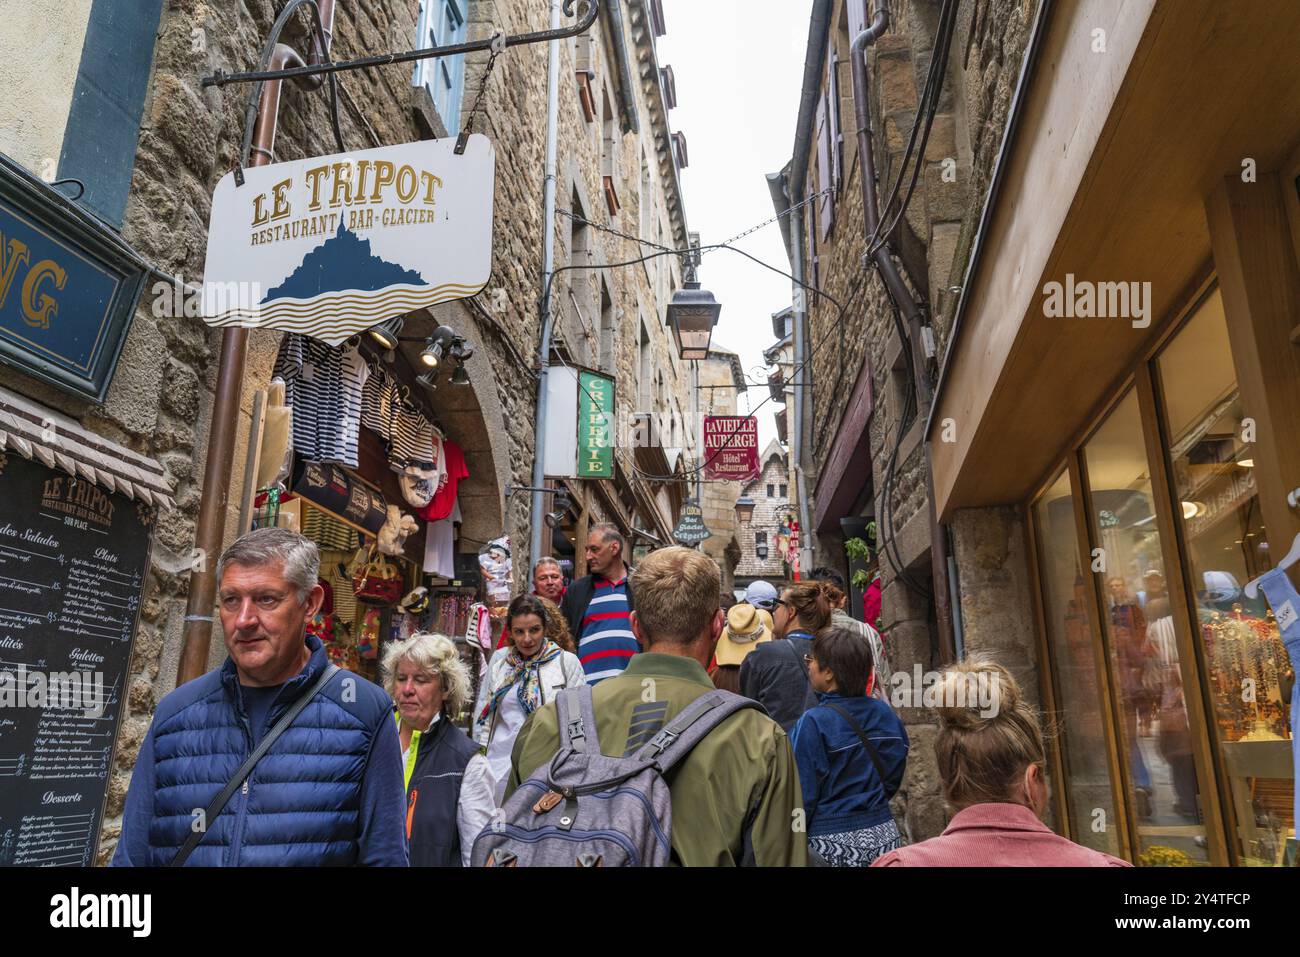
[470, 684, 759, 867]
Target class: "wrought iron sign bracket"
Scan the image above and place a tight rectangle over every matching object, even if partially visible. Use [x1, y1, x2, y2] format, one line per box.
[201, 0, 598, 91]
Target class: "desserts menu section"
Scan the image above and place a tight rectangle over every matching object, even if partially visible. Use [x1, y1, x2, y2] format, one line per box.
[0, 453, 152, 866]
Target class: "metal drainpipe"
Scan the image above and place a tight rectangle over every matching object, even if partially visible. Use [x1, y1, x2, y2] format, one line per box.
[178, 1, 337, 686]
[604, 0, 640, 134]
[529, 0, 563, 569]
[850, 2, 956, 661]
[787, 187, 814, 572]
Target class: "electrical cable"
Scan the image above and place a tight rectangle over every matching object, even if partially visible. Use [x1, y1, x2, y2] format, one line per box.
[863, 0, 958, 258]
[538, 237, 855, 482]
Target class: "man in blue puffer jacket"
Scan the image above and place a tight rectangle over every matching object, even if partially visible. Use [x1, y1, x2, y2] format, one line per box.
[790, 624, 909, 866]
[112, 528, 407, 866]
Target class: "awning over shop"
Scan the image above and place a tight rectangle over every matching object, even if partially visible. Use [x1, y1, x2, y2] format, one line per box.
[0, 385, 176, 509]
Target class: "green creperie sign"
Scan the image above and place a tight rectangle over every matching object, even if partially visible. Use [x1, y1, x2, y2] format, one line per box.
[578, 370, 614, 478]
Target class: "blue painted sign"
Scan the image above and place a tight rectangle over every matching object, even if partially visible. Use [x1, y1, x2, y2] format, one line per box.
[0, 155, 146, 402]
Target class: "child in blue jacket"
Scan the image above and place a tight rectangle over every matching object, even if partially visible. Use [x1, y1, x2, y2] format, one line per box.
[790, 624, 909, 866]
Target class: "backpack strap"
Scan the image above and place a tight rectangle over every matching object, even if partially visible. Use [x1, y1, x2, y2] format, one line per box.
[823, 701, 890, 789]
[635, 690, 761, 774]
[555, 684, 600, 754]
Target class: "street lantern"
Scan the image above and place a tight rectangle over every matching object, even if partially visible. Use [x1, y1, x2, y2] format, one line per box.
[734, 495, 756, 524]
[665, 277, 721, 360]
[755, 543, 769, 560]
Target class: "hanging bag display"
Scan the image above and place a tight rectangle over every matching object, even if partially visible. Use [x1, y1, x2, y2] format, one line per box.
[351, 544, 404, 605]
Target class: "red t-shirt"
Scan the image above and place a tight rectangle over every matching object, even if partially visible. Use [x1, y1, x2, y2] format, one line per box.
[418, 439, 468, 521]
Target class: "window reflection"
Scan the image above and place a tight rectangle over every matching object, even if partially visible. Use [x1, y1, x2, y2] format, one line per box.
[1033, 470, 1120, 853]
[1085, 389, 1209, 864]
[1158, 289, 1294, 866]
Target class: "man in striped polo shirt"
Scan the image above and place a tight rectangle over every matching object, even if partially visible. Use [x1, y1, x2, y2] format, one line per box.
[560, 523, 637, 683]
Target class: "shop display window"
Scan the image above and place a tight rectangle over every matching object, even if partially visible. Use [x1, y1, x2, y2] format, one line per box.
[1084, 389, 1210, 864]
[1156, 289, 1295, 866]
[1032, 469, 1121, 854]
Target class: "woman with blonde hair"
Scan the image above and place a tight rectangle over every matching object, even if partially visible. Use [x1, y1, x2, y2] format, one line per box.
[872, 658, 1130, 867]
[383, 633, 495, 866]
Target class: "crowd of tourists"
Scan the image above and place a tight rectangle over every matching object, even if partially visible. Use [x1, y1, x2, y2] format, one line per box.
[111, 525, 1129, 867]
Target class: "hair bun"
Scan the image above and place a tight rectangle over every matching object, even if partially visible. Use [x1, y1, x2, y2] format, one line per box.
[932, 660, 1019, 731]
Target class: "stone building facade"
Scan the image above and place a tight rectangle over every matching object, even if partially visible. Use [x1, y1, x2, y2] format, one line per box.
[733, 440, 794, 590]
[0, 0, 699, 864]
[696, 346, 746, 592]
[773, 0, 1042, 841]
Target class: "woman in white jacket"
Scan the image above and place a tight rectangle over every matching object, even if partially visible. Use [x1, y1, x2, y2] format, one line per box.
[474, 594, 585, 800]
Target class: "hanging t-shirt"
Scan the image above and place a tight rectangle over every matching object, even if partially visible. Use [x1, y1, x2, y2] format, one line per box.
[360, 367, 444, 476]
[419, 439, 467, 522]
[423, 497, 461, 578]
[389, 411, 437, 473]
[274, 334, 369, 468]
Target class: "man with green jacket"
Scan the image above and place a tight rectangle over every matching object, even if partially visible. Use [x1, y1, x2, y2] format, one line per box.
[507, 545, 808, 866]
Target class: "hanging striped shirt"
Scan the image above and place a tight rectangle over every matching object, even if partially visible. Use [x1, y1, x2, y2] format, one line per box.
[360, 370, 442, 474]
[577, 575, 637, 684]
[274, 334, 369, 468]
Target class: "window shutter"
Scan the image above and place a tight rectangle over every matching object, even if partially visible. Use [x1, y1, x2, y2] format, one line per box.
[815, 92, 835, 240]
[56, 0, 165, 226]
[848, 0, 869, 39]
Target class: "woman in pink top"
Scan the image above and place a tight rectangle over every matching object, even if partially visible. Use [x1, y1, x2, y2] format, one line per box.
[872, 659, 1130, 867]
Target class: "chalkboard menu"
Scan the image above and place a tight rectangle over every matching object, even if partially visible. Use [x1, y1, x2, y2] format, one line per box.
[0, 452, 152, 866]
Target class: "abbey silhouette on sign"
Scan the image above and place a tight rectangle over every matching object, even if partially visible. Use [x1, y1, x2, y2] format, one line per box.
[262, 220, 427, 302]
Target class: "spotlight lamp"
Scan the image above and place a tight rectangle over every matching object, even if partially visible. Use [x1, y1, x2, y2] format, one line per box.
[367, 315, 405, 350]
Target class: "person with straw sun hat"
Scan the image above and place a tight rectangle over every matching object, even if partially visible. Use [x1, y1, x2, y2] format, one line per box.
[710, 603, 773, 693]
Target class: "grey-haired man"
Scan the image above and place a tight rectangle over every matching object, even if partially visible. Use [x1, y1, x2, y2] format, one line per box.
[112, 527, 407, 866]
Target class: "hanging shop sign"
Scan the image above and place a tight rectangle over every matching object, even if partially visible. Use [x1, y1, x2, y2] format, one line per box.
[200, 136, 495, 345]
[542, 366, 580, 478]
[577, 371, 615, 479]
[291, 460, 388, 534]
[703, 415, 760, 482]
[0, 452, 154, 865]
[674, 500, 711, 544]
[0, 155, 148, 402]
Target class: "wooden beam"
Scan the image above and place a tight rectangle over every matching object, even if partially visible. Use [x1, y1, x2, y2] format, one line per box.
[1205, 173, 1300, 550]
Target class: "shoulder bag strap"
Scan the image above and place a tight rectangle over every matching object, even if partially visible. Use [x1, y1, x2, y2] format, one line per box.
[823, 701, 889, 789]
[168, 663, 340, 867]
[786, 637, 811, 681]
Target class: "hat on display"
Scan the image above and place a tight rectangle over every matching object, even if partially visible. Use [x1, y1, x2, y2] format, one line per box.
[745, 580, 779, 611]
[399, 469, 436, 509]
[715, 603, 773, 667]
[399, 586, 429, 614]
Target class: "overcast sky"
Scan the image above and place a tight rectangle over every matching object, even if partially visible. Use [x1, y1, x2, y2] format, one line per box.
[658, 0, 814, 450]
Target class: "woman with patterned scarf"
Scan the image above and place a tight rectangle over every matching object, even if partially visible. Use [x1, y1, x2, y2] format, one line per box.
[473, 594, 586, 803]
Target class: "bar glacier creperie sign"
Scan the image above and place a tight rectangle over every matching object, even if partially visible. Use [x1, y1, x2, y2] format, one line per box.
[201, 136, 494, 344]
